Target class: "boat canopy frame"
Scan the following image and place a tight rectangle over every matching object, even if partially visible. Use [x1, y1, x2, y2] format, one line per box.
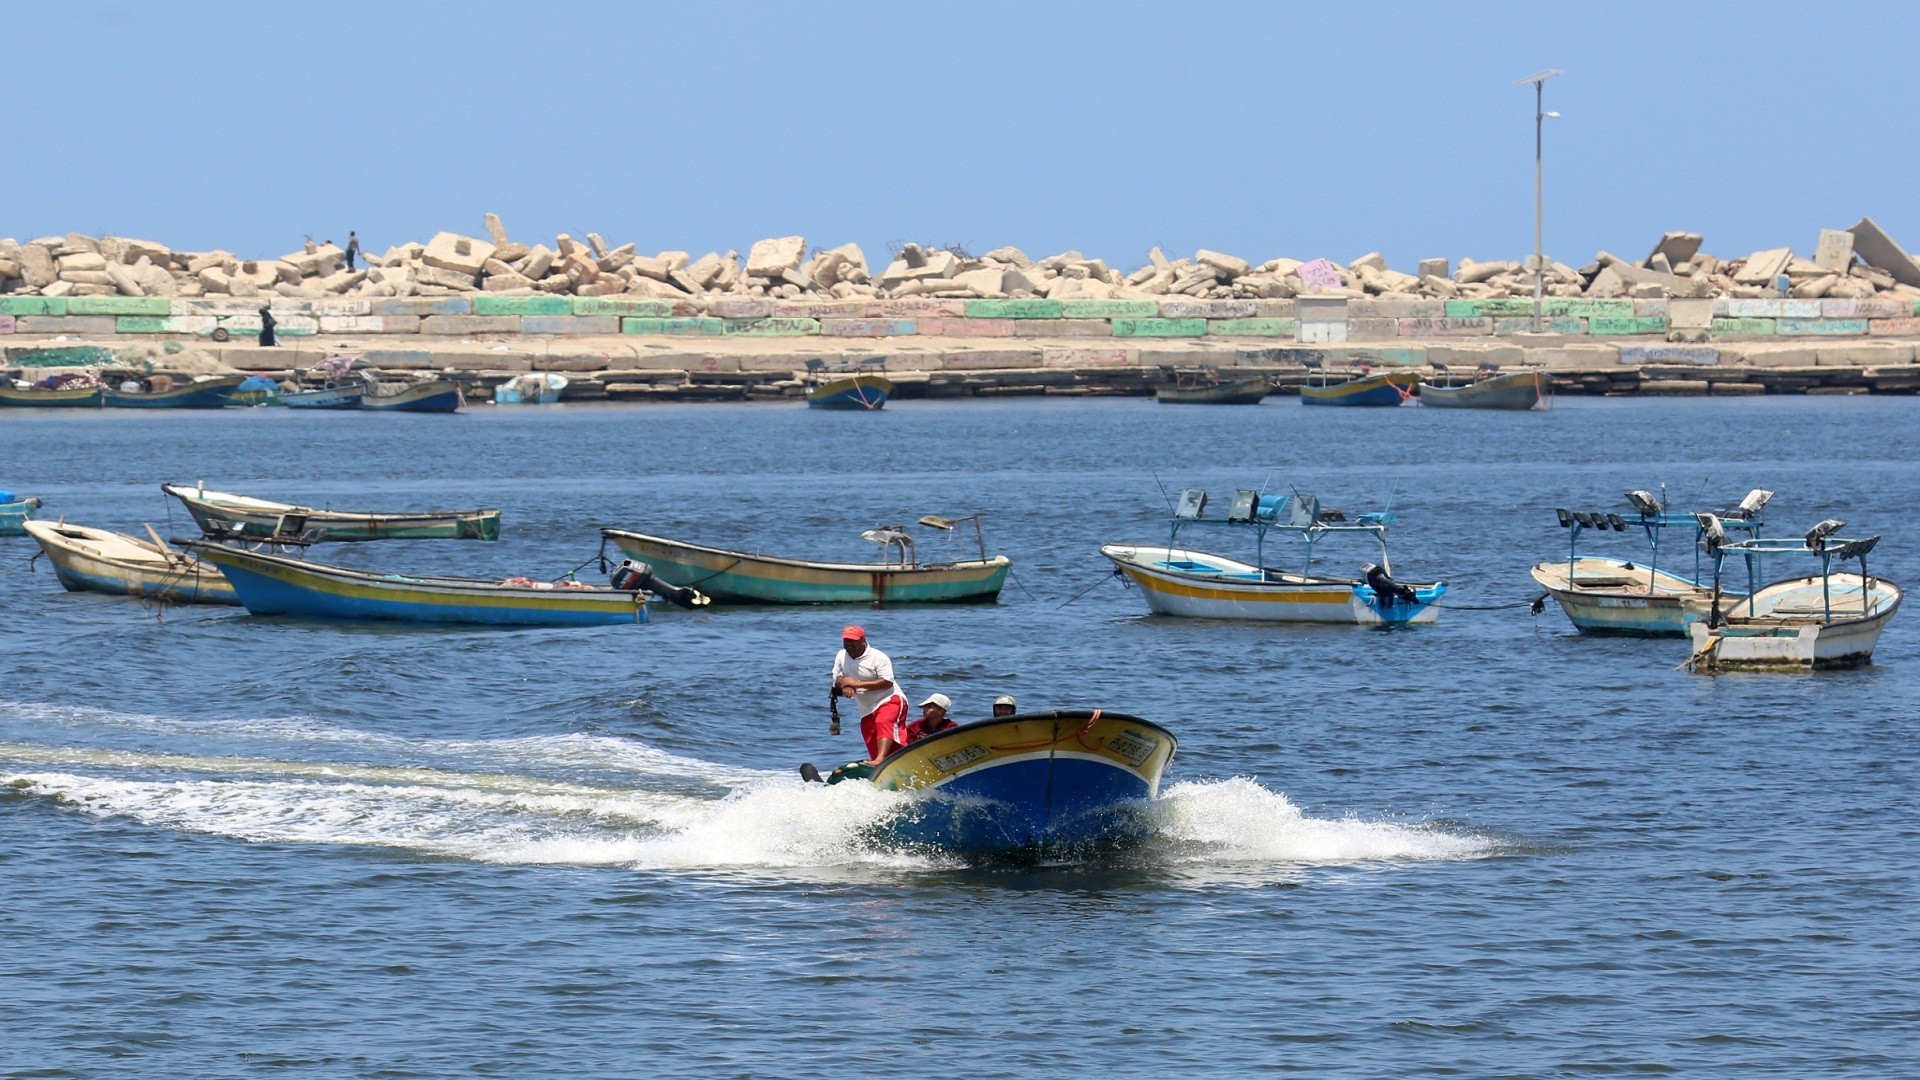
[1164, 486, 1398, 578]
[1699, 515, 1881, 626]
[1554, 489, 1771, 590]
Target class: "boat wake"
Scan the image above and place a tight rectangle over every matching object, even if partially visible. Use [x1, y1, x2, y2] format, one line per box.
[0, 704, 1498, 880]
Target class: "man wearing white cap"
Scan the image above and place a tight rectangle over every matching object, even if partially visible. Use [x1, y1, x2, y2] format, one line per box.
[831, 625, 908, 765]
[904, 693, 959, 744]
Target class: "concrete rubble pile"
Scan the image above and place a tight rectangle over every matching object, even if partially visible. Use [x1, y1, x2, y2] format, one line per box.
[4, 216, 1920, 306]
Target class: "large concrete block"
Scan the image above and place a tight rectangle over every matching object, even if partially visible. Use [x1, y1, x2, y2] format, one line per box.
[771, 300, 871, 319]
[1445, 298, 1532, 317]
[370, 297, 472, 316]
[1869, 317, 1920, 336]
[1737, 346, 1818, 367]
[869, 299, 967, 318]
[1159, 299, 1257, 319]
[1014, 319, 1112, 338]
[0, 315, 15, 334]
[310, 299, 372, 317]
[623, 317, 725, 335]
[942, 348, 1044, 369]
[14, 315, 116, 334]
[1544, 299, 1635, 318]
[1251, 300, 1299, 318]
[1589, 316, 1669, 335]
[0, 296, 67, 316]
[475, 295, 572, 316]
[572, 297, 676, 317]
[965, 299, 1062, 319]
[1632, 299, 1671, 318]
[712, 299, 773, 319]
[1619, 345, 1717, 365]
[821, 318, 918, 338]
[1710, 318, 1777, 335]
[1777, 318, 1868, 336]
[1350, 298, 1442, 319]
[379, 316, 423, 333]
[67, 295, 170, 316]
[1042, 346, 1134, 367]
[1814, 342, 1915, 366]
[1426, 344, 1526, 366]
[1208, 318, 1294, 337]
[1847, 217, 1920, 287]
[1112, 318, 1207, 337]
[1345, 318, 1401, 341]
[114, 316, 168, 333]
[1398, 317, 1492, 336]
[363, 349, 437, 370]
[722, 317, 820, 337]
[915, 318, 1016, 337]
[520, 315, 620, 335]
[1059, 299, 1159, 318]
[422, 232, 496, 277]
[1494, 316, 1585, 334]
[1822, 299, 1908, 319]
[1727, 299, 1783, 318]
[420, 315, 521, 334]
[318, 316, 385, 333]
[1520, 343, 1620, 368]
[1778, 300, 1822, 319]
[1814, 228, 1856, 273]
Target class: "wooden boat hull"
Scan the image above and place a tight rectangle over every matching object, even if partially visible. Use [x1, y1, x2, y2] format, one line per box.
[1156, 379, 1270, 405]
[363, 381, 463, 413]
[1418, 370, 1545, 410]
[0, 385, 102, 408]
[103, 375, 245, 409]
[1299, 370, 1419, 407]
[186, 543, 647, 627]
[23, 521, 238, 605]
[281, 385, 364, 410]
[493, 374, 567, 404]
[871, 711, 1176, 858]
[1529, 557, 1721, 636]
[1102, 544, 1443, 624]
[162, 484, 501, 542]
[0, 498, 40, 537]
[1684, 574, 1901, 670]
[603, 528, 1008, 604]
[807, 374, 892, 410]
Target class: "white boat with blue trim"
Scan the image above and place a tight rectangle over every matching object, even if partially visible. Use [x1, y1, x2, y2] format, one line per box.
[1684, 517, 1901, 671]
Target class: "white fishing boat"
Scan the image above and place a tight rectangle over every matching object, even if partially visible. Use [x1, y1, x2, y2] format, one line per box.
[1101, 486, 1444, 625]
[1684, 518, 1901, 672]
[493, 373, 568, 405]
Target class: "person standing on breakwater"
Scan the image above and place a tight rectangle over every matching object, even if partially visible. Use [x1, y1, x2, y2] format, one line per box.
[346, 231, 360, 271]
[831, 626, 908, 766]
[257, 305, 277, 347]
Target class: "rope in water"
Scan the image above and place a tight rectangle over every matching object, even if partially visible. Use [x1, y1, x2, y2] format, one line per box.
[1056, 566, 1127, 609]
[0, 551, 41, 576]
[1424, 593, 1551, 611]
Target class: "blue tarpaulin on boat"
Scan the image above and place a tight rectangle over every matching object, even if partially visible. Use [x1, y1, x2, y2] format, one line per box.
[237, 376, 279, 393]
[0, 490, 15, 504]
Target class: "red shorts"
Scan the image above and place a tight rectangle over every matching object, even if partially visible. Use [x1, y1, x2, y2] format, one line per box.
[859, 696, 908, 760]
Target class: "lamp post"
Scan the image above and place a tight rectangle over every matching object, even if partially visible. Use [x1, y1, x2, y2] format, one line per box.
[1516, 69, 1561, 332]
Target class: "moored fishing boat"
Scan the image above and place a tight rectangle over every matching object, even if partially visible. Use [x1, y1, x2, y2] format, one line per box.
[23, 520, 238, 605]
[1683, 518, 1901, 671]
[1299, 367, 1420, 406]
[493, 373, 567, 404]
[0, 377, 103, 408]
[280, 383, 364, 409]
[183, 543, 704, 627]
[229, 375, 283, 407]
[1531, 489, 1769, 635]
[102, 373, 245, 409]
[804, 359, 891, 410]
[162, 482, 501, 542]
[362, 379, 464, 413]
[1417, 367, 1547, 410]
[1101, 485, 1443, 624]
[1155, 368, 1270, 405]
[815, 710, 1177, 859]
[0, 493, 42, 537]
[602, 517, 1010, 604]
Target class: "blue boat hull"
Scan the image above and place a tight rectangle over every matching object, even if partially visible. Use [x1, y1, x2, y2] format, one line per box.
[363, 387, 462, 413]
[0, 499, 38, 537]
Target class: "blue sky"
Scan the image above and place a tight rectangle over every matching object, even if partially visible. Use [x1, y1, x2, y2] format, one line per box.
[13, 1, 1916, 271]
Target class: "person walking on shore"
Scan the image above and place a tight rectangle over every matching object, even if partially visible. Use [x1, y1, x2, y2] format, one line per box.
[257, 305, 277, 347]
[831, 625, 908, 766]
[345, 231, 360, 272]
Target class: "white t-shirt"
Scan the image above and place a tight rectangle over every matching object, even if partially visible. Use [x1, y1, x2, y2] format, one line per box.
[831, 646, 903, 718]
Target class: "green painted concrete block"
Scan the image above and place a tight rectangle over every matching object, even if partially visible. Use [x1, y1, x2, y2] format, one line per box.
[1544, 299, 1636, 318]
[1777, 318, 1869, 335]
[115, 316, 169, 333]
[572, 297, 674, 317]
[473, 295, 573, 316]
[1207, 318, 1290, 336]
[623, 317, 724, 335]
[1447, 298, 1535, 317]
[1058, 300, 1159, 318]
[1494, 316, 1585, 334]
[1589, 316, 1668, 335]
[723, 317, 821, 336]
[1710, 318, 1776, 335]
[67, 296, 171, 316]
[965, 299, 1062, 319]
[1112, 317, 1207, 337]
[0, 296, 68, 316]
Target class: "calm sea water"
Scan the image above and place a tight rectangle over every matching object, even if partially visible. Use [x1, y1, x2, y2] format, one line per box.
[2, 396, 1916, 1076]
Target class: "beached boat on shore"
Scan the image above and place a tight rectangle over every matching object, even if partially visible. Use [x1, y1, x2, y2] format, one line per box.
[362, 380, 463, 413]
[1417, 367, 1546, 410]
[184, 543, 682, 627]
[602, 521, 1009, 604]
[1684, 519, 1901, 671]
[24, 521, 238, 605]
[103, 373, 245, 409]
[813, 710, 1177, 859]
[1102, 486, 1444, 624]
[162, 483, 501, 542]
[1299, 368, 1420, 406]
[1531, 489, 1768, 635]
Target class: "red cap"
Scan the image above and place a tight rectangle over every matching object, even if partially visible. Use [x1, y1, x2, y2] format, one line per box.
[841, 625, 866, 641]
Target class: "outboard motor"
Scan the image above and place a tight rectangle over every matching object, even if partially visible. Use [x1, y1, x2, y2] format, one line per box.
[1364, 563, 1419, 607]
[610, 558, 710, 610]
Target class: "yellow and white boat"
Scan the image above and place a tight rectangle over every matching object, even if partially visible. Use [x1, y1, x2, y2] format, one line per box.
[23, 520, 238, 605]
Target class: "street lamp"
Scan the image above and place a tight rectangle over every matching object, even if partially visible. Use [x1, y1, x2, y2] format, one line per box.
[1516, 69, 1562, 332]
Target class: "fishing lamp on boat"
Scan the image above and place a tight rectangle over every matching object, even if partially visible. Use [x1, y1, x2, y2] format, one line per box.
[1737, 489, 1774, 518]
[1626, 490, 1663, 517]
[1175, 489, 1208, 520]
[1228, 490, 1260, 523]
[1805, 519, 1846, 550]
[1696, 513, 1728, 554]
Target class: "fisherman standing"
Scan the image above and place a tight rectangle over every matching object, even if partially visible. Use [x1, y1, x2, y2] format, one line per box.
[345, 231, 361, 271]
[831, 625, 908, 766]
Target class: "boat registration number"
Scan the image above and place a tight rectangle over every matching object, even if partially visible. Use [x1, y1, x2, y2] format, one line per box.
[1106, 731, 1158, 767]
[932, 744, 989, 772]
